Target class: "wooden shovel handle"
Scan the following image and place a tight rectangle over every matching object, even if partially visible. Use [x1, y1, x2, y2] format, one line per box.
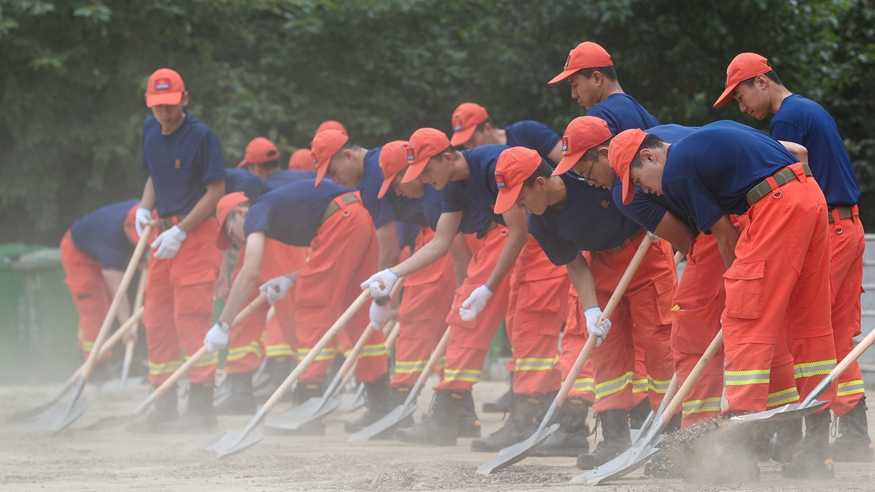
[68, 307, 144, 383]
[658, 329, 723, 425]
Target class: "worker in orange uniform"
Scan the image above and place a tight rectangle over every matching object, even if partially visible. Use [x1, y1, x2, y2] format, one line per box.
[132, 68, 225, 432]
[204, 177, 387, 434]
[60, 200, 139, 382]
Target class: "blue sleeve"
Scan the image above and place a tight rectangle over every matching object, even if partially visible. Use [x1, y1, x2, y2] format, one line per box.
[362, 186, 396, 229]
[201, 130, 226, 184]
[612, 185, 667, 233]
[769, 119, 806, 146]
[441, 182, 466, 213]
[664, 176, 723, 232]
[528, 216, 577, 266]
[586, 106, 618, 134]
[243, 201, 270, 237]
[514, 121, 560, 159]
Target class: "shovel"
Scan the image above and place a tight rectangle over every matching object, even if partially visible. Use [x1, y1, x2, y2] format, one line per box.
[336, 318, 402, 414]
[121, 268, 148, 386]
[17, 225, 152, 433]
[349, 324, 450, 443]
[630, 373, 679, 443]
[477, 233, 655, 475]
[208, 289, 371, 458]
[573, 329, 724, 485]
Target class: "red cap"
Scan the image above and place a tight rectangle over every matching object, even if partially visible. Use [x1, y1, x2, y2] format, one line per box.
[402, 128, 450, 184]
[315, 120, 348, 136]
[378, 140, 409, 199]
[145, 68, 185, 108]
[450, 103, 489, 146]
[493, 147, 541, 214]
[552, 116, 613, 176]
[713, 52, 773, 108]
[288, 148, 314, 171]
[548, 42, 613, 85]
[238, 137, 279, 168]
[310, 129, 349, 187]
[216, 192, 249, 250]
[608, 129, 647, 205]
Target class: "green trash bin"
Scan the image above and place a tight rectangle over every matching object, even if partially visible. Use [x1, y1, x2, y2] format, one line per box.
[0, 245, 79, 384]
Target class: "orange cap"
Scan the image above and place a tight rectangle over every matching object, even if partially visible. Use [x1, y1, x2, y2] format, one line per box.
[238, 137, 280, 168]
[315, 120, 348, 136]
[402, 128, 450, 184]
[493, 147, 542, 214]
[552, 116, 613, 176]
[548, 41, 613, 85]
[310, 129, 349, 186]
[145, 68, 185, 108]
[215, 192, 249, 250]
[608, 129, 647, 205]
[288, 148, 314, 171]
[378, 140, 409, 199]
[713, 52, 773, 108]
[450, 102, 489, 147]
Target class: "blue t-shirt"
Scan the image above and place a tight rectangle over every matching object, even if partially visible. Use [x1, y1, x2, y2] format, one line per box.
[244, 179, 353, 246]
[142, 114, 226, 217]
[586, 93, 660, 134]
[612, 124, 698, 232]
[263, 169, 316, 191]
[224, 168, 265, 201]
[661, 120, 797, 232]
[390, 187, 445, 232]
[770, 94, 860, 206]
[530, 174, 641, 265]
[359, 147, 398, 229]
[70, 200, 139, 270]
[441, 145, 507, 236]
[505, 120, 561, 164]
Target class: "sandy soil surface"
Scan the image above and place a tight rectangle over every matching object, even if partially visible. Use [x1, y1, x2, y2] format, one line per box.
[1, 381, 874, 492]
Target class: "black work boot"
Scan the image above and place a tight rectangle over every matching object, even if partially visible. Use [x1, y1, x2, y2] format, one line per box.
[175, 382, 218, 431]
[483, 386, 512, 413]
[256, 357, 295, 402]
[833, 398, 874, 462]
[392, 386, 415, 429]
[215, 372, 257, 416]
[396, 390, 465, 446]
[782, 412, 834, 479]
[629, 398, 650, 430]
[533, 398, 590, 457]
[345, 377, 393, 435]
[771, 419, 802, 463]
[127, 384, 179, 433]
[459, 390, 482, 438]
[471, 393, 547, 452]
[576, 409, 631, 470]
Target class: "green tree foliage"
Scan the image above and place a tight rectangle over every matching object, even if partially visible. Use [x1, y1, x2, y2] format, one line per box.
[0, 0, 871, 243]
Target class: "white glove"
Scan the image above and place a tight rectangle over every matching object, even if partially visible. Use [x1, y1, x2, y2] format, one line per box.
[459, 285, 492, 322]
[360, 268, 399, 299]
[369, 301, 394, 328]
[150, 225, 187, 259]
[584, 306, 612, 345]
[260, 274, 297, 305]
[204, 321, 230, 353]
[135, 207, 152, 238]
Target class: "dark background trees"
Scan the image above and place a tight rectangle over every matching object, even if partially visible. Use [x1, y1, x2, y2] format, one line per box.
[1, 0, 872, 244]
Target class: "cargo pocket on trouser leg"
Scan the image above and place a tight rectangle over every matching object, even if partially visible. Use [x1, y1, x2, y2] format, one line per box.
[174, 269, 218, 383]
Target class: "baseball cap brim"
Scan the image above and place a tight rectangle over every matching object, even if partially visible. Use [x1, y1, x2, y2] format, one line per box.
[712, 82, 740, 109]
[314, 162, 329, 187]
[548, 69, 577, 85]
[377, 172, 398, 199]
[552, 150, 586, 176]
[237, 159, 250, 168]
[618, 164, 636, 205]
[401, 157, 429, 184]
[145, 91, 183, 108]
[450, 125, 477, 147]
[493, 183, 524, 215]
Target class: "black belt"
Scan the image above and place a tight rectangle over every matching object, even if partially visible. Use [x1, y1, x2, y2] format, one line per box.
[745, 162, 812, 206]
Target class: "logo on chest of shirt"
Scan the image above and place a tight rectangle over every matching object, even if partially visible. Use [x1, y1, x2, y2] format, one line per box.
[175, 159, 181, 169]
[600, 199, 610, 209]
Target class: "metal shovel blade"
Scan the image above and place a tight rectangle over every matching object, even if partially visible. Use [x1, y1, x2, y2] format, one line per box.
[476, 423, 560, 475]
[208, 427, 265, 459]
[337, 384, 365, 413]
[572, 440, 661, 485]
[729, 399, 827, 425]
[349, 404, 415, 443]
[23, 388, 89, 434]
[265, 397, 340, 432]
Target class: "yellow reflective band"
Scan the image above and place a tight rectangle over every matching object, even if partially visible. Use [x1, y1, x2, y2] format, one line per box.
[595, 371, 633, 399]
[360, 343, 388, 358]
[766, 386, 800, 408]
[724, 369, 770, 386]
[265, 344, 295, 358]
[226, 341, 264, 362]
[297, 347, 338, 362]
[147, 359, 183, 376]
[794, 359, 837, 379]
[837, 380, 866, 397]
[190, 352, 218, 367]
[443, 368, 481, 383]
[682, 396, 722, 415]
[573, 377, 594, 393]
[649, 377, 671, 394]
[632, 377, 650, 394]
[80, 339, 95, 351]
[394, 360, 428, 375]
[514, 357, 556, 372]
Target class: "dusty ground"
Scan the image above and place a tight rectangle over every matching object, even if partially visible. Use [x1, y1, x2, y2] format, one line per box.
[1, 381, 874, 492]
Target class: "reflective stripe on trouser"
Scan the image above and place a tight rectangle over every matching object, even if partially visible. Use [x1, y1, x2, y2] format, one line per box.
[260, 240, 306, 360]
[722, 168, 836, 414]
[588, 235, 676, 413]
[391, 228, 454, 388]
[724, 339, 799, 411]
[828, 209, 866, 415]
[143, 218, 221, 385]
[293, 199, 387, 384]
[560, 284, 595, 402]
[506, 236, 568, 396]
[436, 226, 512, 392]
[60, 230, 114, 361]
